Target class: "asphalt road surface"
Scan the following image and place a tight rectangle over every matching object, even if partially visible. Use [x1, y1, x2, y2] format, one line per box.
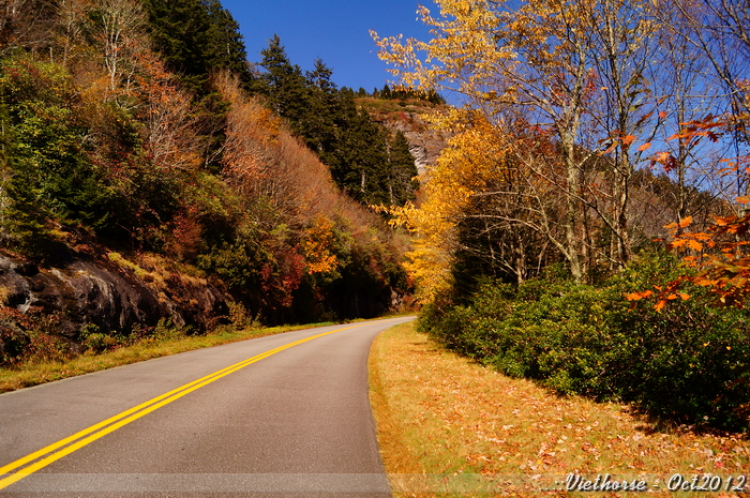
[0, 317, 414, 497]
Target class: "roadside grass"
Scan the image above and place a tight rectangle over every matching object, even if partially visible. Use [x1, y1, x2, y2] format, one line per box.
[0, 321, 335, 394]
[370, 322, 750, 497]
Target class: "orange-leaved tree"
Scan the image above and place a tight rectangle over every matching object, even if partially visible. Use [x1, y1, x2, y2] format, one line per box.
[628, 117, 750, 309]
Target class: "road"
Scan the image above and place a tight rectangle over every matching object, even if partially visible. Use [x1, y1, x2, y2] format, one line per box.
[0, 317, 414, 497]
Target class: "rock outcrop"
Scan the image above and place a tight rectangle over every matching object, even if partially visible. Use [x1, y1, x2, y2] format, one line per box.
[0, 246, 230, 356]
[358, 97, 448, 177]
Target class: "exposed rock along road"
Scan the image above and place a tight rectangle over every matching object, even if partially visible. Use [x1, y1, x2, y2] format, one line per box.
[0, 317, 414, 497]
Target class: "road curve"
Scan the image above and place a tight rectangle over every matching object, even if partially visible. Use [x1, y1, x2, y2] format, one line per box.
[0, 316, 414, 497]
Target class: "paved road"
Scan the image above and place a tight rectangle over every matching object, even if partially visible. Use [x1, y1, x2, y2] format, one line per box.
[0, 317, 414, 497]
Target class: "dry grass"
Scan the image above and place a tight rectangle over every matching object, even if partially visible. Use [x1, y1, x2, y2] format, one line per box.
[370, 322, 750, 497]
[0, 322, 333, 394]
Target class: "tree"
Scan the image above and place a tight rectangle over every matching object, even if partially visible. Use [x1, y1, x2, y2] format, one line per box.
[388, 111, 566, 300]
[386, 130, 418, 206]
[142, 0, 252, 93]
[301, 58, 339, 156]
[0, 0, 56, 55]
[256, 34, 311, 128]
[0, 56, 114, 247]
[90, 0, 147, 102]
[373, 0, 677, 282]
[203, 0, 252, 84]
[333, 92, 391, 205]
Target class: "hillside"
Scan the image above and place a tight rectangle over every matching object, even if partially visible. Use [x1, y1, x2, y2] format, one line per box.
[0, 0, 416, 367]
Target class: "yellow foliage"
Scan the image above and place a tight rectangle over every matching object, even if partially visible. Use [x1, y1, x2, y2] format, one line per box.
[300, 216, 339, 275]
[391, 112, 511, 302]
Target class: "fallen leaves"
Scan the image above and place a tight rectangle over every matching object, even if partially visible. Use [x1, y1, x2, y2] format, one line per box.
[371, 322, 750, 497]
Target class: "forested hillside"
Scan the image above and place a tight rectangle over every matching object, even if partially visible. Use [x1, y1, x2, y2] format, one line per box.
[0, 0, 419, 366]
[374, 0, 750, 431]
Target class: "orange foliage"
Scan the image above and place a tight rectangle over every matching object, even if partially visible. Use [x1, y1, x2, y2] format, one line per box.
[630, 116, 750, 309]
[216, 72, 342, 221]
[140, 55, 202, 172]
[633, 194, 750, 310]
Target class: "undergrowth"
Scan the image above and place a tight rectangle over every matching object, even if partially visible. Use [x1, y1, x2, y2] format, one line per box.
[419, 252, 750, 433]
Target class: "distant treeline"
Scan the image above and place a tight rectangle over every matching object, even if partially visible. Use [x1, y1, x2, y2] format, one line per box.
[359, 85, 446, 105]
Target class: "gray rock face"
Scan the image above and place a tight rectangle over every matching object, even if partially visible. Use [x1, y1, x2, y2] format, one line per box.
[0, 252, 229, 344]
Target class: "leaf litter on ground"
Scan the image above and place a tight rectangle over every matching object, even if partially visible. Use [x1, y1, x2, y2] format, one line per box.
[370, 322, 750, 497]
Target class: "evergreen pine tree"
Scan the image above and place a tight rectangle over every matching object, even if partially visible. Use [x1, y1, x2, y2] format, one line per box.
[332, 91, 390, 205]
[143, 0, 253, 93]
[302, 58, 338, 156]
[204, 0, 253, 86]
[257, 35, 311, 133]
[387, 130, 418, 206]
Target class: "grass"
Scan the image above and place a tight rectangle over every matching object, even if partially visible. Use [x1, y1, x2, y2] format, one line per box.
[369, 322, 750, 497]
[0, 321, 334, 394]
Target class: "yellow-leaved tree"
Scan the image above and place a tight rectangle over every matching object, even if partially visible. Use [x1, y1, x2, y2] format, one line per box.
[389, 110, 499, 302]
[373, 0, 661, 287]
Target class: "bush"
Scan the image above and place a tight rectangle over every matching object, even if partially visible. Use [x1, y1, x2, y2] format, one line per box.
[419, 252, 750, 432]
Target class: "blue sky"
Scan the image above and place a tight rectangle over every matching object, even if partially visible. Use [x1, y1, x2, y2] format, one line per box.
[220, 0, 435, 92]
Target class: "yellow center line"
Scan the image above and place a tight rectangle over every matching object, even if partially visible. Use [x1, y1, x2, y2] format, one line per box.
[0, 322, 367, 490]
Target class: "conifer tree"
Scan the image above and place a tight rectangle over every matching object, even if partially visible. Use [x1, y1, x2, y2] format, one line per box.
[302, 58, 338, 156]
[257, 34, 311, 130]
[142, 0, 252, 93]
[387, 130, 418, 206]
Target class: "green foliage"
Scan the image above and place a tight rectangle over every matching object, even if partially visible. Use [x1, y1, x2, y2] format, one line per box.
[372, 84, 446, 105]
[197, 240, 263, 291]
[256, 35, 312, 126]
[79, 324, 122, 353]
[0, 307, 32, 366]
[0, 55, 116, 250]
[387, 130, 419, 206]
[420, 252, 750, 432]
[253, 37, 418, 208]
[143, 0, 253, 92]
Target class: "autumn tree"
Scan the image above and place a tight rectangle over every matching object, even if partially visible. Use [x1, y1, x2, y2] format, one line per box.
[90, 0, 146, 100]
[0, 0, 56, 55]
[373, 0, 700, 285]
[374, 0, 590, 281]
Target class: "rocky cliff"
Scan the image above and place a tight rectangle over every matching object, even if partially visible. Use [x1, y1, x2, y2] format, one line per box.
[0, 236, 230, 364]
[357, 97, 448, 176]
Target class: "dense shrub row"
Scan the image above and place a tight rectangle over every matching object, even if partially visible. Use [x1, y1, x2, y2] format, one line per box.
[419, 253, 750, 432]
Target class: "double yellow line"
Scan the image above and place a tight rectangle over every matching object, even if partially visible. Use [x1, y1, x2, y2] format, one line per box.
[0, 323, 363, 490]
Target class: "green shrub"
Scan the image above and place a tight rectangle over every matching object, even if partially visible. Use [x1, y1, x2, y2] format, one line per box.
[419, 252, 750, 432]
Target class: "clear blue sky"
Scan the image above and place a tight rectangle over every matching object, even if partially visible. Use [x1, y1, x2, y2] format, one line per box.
[220, 0, 435, 92]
